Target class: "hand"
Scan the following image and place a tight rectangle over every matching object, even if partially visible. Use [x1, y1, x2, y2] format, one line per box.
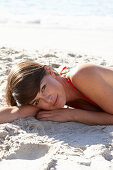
[36, 108, 75, 122]
[18, 105, 40, 118]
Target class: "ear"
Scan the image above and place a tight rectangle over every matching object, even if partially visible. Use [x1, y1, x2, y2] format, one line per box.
[44, 66, 56, 78]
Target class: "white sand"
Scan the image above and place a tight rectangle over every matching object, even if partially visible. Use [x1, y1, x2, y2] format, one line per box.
[0, 23, 113, 57]
[0, 25, 113, 169]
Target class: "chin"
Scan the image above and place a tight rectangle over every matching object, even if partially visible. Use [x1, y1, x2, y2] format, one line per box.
[58, 101, 65, 109]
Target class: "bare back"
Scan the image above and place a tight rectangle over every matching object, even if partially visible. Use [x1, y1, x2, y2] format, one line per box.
[98, 65, 113, 88]
[67, 64, 113, 114]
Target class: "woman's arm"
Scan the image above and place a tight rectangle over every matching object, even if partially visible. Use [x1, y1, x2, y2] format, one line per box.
[36, 108, 113, 125]
[73, 109, 113, 125]
[0, 105, 39, 124]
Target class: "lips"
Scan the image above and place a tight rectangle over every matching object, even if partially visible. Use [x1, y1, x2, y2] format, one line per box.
[53, 95, 58, 106]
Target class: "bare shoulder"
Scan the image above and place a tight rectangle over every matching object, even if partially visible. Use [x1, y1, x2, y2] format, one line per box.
[68, 63, 113, 88]
[68, 63, 100, 82]
[68, 63, 113, 114]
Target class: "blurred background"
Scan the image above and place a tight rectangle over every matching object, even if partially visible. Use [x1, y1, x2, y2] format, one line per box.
[0, 0, 113, 56]
[0, 0, 113, 30]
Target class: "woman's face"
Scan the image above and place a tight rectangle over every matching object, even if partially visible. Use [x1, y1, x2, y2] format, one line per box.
[29, 73, 66, 110]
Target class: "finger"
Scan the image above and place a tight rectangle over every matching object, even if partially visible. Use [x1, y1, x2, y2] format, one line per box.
[37, 113, 57, 121]
[37, 110, 56, 117]
[37, 116, 53, 121]
[38, 117, 57, 122]
[38, 114, 62, 122]
[38, 111, 51, 115]
[36, 113, 52, 119]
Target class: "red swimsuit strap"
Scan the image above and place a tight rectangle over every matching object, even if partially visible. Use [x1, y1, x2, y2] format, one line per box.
[60, 66, 98, 106]
[66, 77, 98, 106]
[60, 66, 67, 75]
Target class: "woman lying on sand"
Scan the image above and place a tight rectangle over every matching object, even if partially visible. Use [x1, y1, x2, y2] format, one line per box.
[0, 61, 113, 125]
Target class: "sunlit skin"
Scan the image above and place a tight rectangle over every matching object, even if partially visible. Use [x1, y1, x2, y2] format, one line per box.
[1, 63, 113, 125]
[30, 73, 67, 110]
[29, 65, 86, 110]
[28, 64, 113, 125]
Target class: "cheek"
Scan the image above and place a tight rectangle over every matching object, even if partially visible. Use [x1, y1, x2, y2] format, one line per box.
[39, 101, 49, 109]
[59, 94, 66, 107]
[54, 88, 66, 109]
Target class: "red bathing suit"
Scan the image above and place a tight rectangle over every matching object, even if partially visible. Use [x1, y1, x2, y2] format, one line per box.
[60, 66, 98, 109]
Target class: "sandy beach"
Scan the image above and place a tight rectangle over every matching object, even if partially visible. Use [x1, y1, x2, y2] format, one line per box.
[0, 24, 113, 170]
[0, 22, 113, 57]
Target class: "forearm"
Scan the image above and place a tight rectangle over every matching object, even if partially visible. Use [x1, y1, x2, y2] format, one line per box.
[0, 105, 39, 124]
[72, 109, 113, 125]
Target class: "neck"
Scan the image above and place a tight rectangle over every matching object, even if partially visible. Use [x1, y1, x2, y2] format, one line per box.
[56, 75, 80, 103]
